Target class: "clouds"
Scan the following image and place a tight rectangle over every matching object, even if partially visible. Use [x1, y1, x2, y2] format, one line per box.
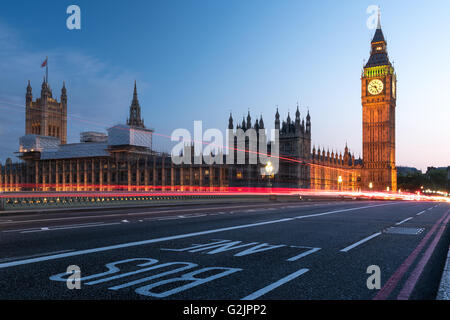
[0, 20, 142, 163]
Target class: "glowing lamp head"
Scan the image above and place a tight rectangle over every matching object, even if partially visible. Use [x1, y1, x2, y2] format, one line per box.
[338, 176, 343, 183]
[369, 182, 373, 189]
[265, 161, 274, 175]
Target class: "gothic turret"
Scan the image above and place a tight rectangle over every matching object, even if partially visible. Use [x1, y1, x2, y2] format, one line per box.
[127, 81, 145, 128]
[61, 81, 67, 104]
[306, 110, 311, 134]
[41, 77, 50, 98]
[254, 119, 259, 131]
[26, 80, 32, 104]
[275, 108, 280, 130]
[295, 104, 300, 125]
[246, 111, 251, 129]
[228, 113, 234, 130]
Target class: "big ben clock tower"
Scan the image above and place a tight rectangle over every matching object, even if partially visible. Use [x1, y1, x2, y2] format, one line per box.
[361, 11, 397, 191]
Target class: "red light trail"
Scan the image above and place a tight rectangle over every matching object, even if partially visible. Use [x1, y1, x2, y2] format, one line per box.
[0, 184, 448, 203]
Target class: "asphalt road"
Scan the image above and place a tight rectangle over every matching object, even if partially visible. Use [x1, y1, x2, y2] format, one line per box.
[0, 200, 449, 300]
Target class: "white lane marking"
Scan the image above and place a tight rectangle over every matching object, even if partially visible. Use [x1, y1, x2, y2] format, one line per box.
[157, 216, 181, 221]
[0, 202, 315, 226]
[395, 217, 413, 226]
[293, 204, 391, 220]
[416, 210, 426, 216]
[21, 222, 121, 233]
[0, 250, 74, 263]
[190, 214, 208, 218]
[2, 221, 108, 233]
[0, 202, 399, 269]
[287, 247, 321, 262]
[241, 268, 310, 300]
[340, 232, 382, 252]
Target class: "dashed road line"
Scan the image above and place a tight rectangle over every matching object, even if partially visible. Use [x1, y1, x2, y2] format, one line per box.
[396, 217, 413, 226]
[242, 268, 310, 300]
[340, 232, 382, 252]
[21, 222, 122, 233]
[2, 221, 109, 233]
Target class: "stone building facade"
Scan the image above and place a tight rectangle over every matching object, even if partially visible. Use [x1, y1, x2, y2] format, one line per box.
[25, 79, 67, 144]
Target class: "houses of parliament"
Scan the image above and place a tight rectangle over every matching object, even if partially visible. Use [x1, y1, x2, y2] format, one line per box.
[0, 17, 397, 193]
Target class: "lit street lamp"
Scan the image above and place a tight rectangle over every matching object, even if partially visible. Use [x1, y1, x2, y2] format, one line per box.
[369, 182, 373, 191]
[265, 161, 274, 192]
[338, 176, 343, 191]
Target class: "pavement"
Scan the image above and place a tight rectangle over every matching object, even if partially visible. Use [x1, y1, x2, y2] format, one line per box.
[0, 200, 448, 300]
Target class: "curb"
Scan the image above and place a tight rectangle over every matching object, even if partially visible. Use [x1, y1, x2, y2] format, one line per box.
[437, 245, 450, 300]
[436, 247, 450, 300]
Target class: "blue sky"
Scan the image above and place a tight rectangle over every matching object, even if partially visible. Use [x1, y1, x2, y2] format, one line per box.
[0, 0, 449, 171]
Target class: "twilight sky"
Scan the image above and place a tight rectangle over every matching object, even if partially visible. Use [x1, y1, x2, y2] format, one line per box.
[0, 0, 449, 172]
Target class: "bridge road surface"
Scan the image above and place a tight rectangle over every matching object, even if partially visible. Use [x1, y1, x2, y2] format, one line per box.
[0, 200, 449, 300]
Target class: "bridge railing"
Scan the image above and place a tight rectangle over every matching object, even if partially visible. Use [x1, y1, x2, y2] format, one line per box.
[0, 193, 271, 211]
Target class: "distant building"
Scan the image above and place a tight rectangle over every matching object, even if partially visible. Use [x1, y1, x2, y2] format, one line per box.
[397, 166, 422, 177]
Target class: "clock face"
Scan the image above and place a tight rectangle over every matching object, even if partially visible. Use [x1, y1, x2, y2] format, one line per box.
[368, 79, 384, 95]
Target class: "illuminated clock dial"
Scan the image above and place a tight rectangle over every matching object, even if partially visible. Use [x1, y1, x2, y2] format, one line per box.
[368, 79, 384, 95]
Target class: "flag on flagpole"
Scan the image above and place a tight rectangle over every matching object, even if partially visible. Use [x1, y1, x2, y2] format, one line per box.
[41, 57, 48, 83]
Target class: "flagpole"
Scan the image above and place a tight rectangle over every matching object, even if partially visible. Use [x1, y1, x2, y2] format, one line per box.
[46, 56, 48, 83]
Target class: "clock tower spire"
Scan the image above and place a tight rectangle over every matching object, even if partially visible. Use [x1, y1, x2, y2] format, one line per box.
[361, 9, 397, 191]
